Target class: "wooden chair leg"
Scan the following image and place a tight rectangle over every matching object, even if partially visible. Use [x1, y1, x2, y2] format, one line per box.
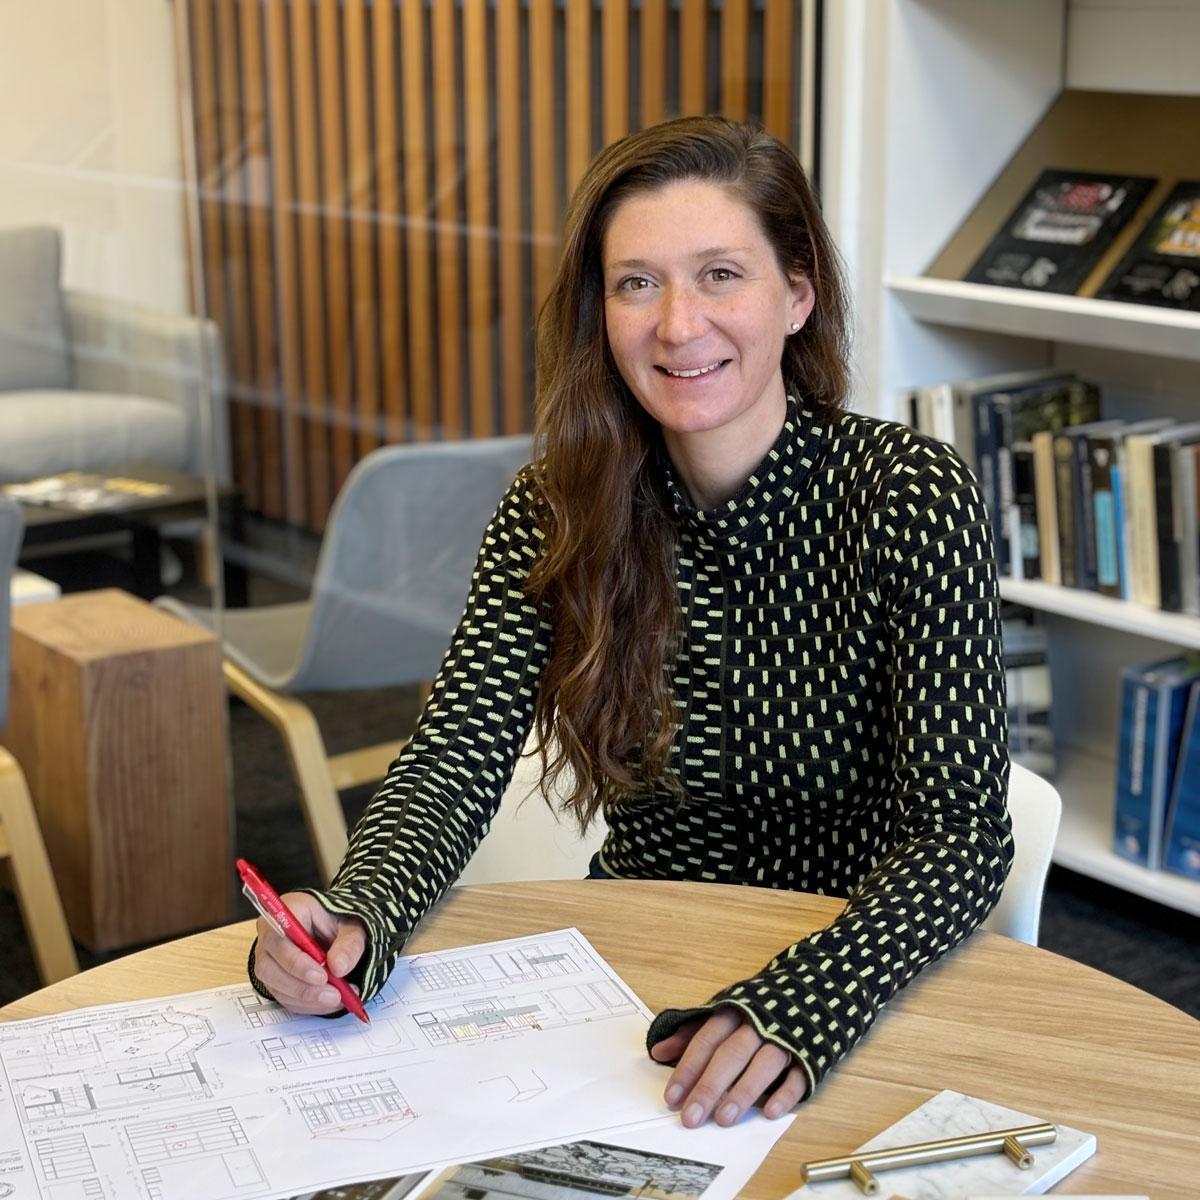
[0, 746, 80, 984]
[325, 678, 433, 789]
[223, 661, 349, 887]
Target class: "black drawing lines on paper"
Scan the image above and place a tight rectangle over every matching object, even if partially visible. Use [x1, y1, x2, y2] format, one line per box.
[126, 1105, 249, 1165]
[409, 978, 639, 1047]
[407, 939, 583, 995]
[34, 1129, 94, 1181]
[259, 1020, 414, 1072]
[294, 1078, 418, 1140]
[478, 1069, 548, 1103]
[4, 1009, 215, 1125]
[238, 992, 297, 1028]
[129, 1106, 269, 1200]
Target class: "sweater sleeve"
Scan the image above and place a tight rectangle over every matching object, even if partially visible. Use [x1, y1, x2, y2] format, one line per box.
[286, 474, 553, 1004]
[645, 442, 1012, 1096]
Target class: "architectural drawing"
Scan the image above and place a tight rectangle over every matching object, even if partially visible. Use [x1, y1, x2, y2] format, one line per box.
[477, 1069, 548, 1103]
[294, 1079, 417, 1139]
[407, 938, 584, 994]
[0, 929, 668, 1200]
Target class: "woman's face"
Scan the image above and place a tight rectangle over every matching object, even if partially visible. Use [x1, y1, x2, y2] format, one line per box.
[601, 179, 813, 448]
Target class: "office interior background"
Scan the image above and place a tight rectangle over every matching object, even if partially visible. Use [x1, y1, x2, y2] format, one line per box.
[0, 0, 1197, 1012]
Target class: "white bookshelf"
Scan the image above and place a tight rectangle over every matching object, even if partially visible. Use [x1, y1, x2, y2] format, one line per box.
[999, 580, 1200, 651]
[825, 0, 1200, 915]
[1053, 751, 1200, 918]
[886, 277, 1200, 365]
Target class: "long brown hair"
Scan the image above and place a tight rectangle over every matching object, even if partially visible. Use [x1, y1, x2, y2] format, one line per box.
[526, 115, 851, 829]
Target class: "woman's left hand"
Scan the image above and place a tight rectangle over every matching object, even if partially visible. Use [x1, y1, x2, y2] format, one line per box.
[650, 1006, 809, 1127]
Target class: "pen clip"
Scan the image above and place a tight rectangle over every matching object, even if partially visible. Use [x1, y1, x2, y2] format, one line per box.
[242, 881, 285, 938]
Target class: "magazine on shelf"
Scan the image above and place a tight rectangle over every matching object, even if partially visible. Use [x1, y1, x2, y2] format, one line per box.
[1095, 179, 1200, 311]
[964, 168, 1157, 295]
[1113, 655, 1200, 870]
[2, 471, 172, 513]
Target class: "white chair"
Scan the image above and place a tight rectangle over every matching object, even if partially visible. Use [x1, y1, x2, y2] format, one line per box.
[456, 736, 607, 885]
[980, 761, 1062, 946]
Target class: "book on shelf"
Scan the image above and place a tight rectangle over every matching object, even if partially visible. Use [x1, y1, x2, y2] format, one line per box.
[963, 168, 1157, 295]
[1089, 417, 1175, 601]
[1152, 426, 1200, 615]
[965, 369, 1078, 575]
[1003, 378, 1099, 582]
[1164, 681, 1200, 883]
[1113, 655, 1200, 870]
[1001, 604, 1055, 778]
[1095, 179, 1200, 311]
[1125, 422, 1200, 609]
[1161, 681, 1200, 888]
[1052, 416, 1122, 591]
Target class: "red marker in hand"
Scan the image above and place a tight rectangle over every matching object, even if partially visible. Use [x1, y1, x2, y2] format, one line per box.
[237, 858, 370, 1024]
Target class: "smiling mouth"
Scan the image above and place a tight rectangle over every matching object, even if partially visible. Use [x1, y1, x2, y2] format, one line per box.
[657, 360, 729, 379]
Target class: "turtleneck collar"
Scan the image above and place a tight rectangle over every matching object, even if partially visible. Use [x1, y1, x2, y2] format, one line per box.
[664, 396, 822, 547]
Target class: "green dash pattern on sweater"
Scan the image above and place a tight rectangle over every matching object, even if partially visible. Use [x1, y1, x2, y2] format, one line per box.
[290, 400, 1012, 1095]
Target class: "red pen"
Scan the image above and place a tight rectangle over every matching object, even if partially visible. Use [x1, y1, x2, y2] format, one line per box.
[237, 858, 370, 1024]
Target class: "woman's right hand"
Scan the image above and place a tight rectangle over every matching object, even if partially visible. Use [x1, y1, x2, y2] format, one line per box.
[252, 892, 368, 1016]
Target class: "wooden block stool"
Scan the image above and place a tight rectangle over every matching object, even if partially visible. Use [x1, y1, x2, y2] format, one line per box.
[1, 588, 231, 951]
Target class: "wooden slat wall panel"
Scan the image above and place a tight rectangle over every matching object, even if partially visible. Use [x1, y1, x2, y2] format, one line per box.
[263, 0, 306, 525]
[345, 0, 382, 458]
[721, 0, 751, 120]
[373, 0, 407, 446]
[234, 0, 284, 519]
[289, 0, 331, 528]
[432, 0, 464, 438]
[528, 0, 558, 312]
[463, 0, 494, 438]
[401, 0, 435, 439]
[565, 0, 592, 195]
[316, 0, 355, 492]
[183, 0, 817, 532]
[495, 0, 524, 433]
[214, 0, 261, 513]
[762, 0, 796, 141]
[640, 0, 668, 129]
[678, 0, 707, 116]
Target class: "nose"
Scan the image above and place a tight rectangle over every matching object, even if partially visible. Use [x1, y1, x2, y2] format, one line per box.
[656, 285, 707, 345]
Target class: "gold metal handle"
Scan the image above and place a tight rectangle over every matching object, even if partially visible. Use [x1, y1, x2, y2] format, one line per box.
[800, 1121, 1057, 1194]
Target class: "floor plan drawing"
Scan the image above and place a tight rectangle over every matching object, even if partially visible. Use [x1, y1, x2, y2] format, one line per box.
[0, 929, 669, 1200]
[294, 1079, 417, 1139]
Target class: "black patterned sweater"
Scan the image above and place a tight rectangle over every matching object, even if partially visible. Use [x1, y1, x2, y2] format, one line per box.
[275, 401, 1013, 1096]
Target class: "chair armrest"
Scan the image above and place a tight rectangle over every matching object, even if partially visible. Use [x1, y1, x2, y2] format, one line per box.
[62, 289, 231, 482]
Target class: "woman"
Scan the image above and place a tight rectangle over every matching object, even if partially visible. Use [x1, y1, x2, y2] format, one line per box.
[250, 115, 1012, 1129]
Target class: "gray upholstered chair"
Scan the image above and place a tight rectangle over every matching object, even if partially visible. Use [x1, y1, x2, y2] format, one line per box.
[158, 435, 533, 883]
[0, 225, 230, 484]
[0, 495, 79, 983]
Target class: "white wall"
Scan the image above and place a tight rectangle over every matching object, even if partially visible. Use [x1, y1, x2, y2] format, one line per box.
[0, 0, 189, 313]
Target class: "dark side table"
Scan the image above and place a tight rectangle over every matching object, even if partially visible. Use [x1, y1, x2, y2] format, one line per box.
[14, 463, 247, 605]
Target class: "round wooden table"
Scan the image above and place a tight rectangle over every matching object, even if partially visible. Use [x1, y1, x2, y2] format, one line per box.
[3, 879, 1197, 1198]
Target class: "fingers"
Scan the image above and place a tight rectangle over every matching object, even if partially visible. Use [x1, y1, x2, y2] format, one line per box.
[252, 893, 368, 1016]
[658, 1008, 807, 1127]
[324, 920, 368, 980]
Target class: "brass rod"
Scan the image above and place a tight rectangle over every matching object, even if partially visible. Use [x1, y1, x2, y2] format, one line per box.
[1003, 1134, 1034, 1168]
[801, 1121, 1057, 1185]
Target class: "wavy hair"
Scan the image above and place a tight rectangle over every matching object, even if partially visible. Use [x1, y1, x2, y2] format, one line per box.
[526, 115, 852, 829]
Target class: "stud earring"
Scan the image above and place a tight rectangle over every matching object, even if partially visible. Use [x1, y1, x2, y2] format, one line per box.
[790, 322, 801, 332]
